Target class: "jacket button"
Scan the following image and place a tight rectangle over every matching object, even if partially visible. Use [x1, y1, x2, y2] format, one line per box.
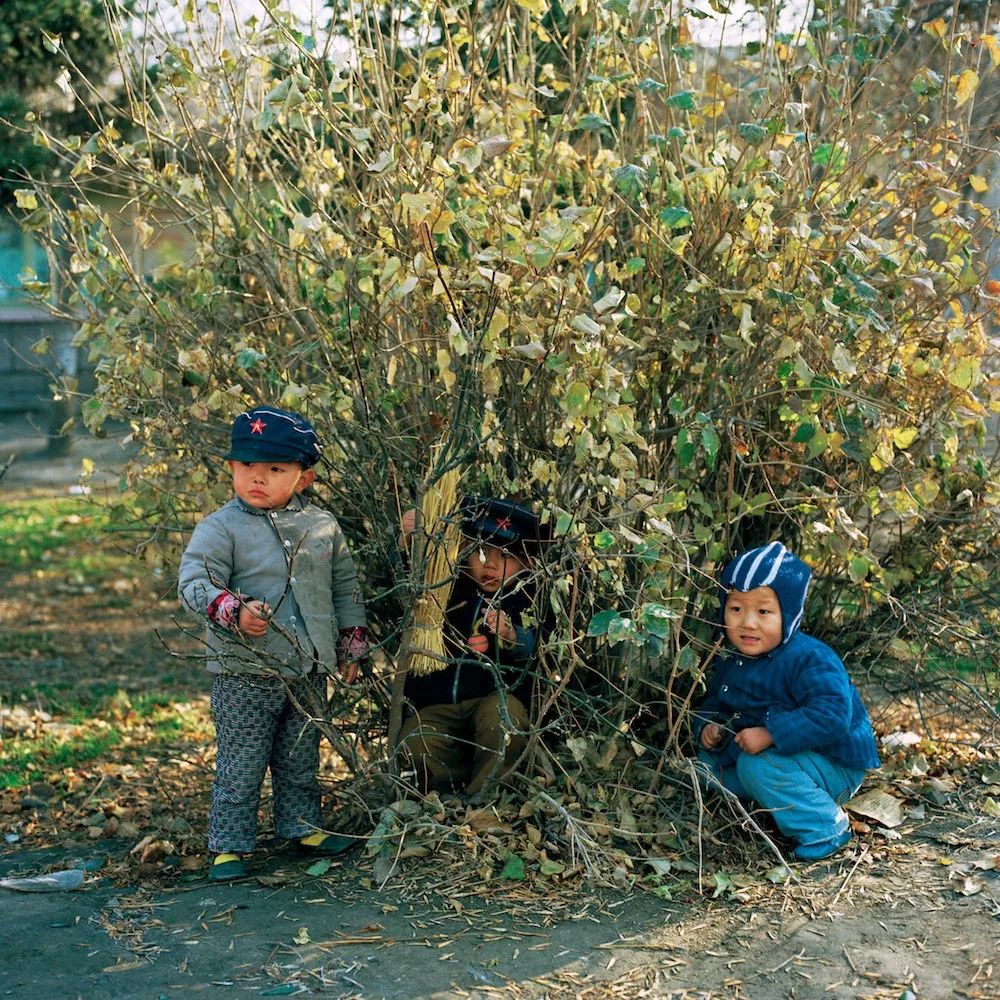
[284, 540, 292, 548]
[289, 576, 296, 584]
[721, 685, 728, 692]
[289, 616, 297, 624]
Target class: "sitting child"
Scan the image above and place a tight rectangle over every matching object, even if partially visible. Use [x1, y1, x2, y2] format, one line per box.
[178, 406, 368, 881]
[397, 496, 545, 796]
[695, 542, 880, 860]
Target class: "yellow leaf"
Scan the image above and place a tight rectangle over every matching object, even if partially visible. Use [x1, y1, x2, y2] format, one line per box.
[14, 189, 38, 210]
[953, 69, 979, 107]
[923, 18, 948, 39]
[514, 0, 546, 15]
[983, 34, 1000, 67]
[892, 427, 919, 449]
[969, 174, 988, 193]
[947, 357, 980, 390]
[437, 348, 456, 391]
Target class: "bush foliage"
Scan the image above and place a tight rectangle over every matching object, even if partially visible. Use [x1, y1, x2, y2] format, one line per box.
[18, 0, 1000, 833]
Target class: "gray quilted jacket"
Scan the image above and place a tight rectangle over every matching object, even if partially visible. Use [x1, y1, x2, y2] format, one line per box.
[178, 495, 366, 676]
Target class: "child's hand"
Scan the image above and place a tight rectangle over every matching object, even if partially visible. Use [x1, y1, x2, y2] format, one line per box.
[700, 722, 723, 750]
[398, 508, 417, 548]
[482, 607, 515, 645]
[337, 626, 369, 685]
[239, 600, 271, 636]
[734, 726, 773, 755]
[468, 633, 490, 654]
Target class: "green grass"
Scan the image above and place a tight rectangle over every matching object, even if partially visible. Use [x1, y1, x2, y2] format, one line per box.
[0, 690, 210, 790]
[0, 728, 122, 791]
[0, 496, 129, 580]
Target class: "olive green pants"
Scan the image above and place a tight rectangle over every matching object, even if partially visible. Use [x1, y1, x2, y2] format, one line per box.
[399, 693, 529, 794]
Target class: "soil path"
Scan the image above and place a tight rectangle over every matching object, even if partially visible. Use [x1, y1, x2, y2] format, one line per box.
[2, 834, 999, 999]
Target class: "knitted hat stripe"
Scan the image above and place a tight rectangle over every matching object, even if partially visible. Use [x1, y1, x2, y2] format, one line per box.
[731, 540, 787, 591]
[784, 580, 810, 637]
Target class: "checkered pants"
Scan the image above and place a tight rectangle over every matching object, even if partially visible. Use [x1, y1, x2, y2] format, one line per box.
[208, 672, 326, 854]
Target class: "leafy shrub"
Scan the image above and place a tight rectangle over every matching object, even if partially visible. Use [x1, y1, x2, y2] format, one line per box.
[18, 1, 1000, 814]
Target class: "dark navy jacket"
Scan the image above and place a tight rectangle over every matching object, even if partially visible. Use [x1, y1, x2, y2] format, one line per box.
[404, 571, 539, 711]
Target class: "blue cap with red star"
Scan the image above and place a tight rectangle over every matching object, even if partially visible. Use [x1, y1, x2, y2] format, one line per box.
[224, 406, 321, 468]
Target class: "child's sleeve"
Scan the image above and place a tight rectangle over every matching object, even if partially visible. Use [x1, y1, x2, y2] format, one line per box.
[765, 651, 853, 755]
[691, 668, 724, 743]
[329, 520, 367, 630]
[177, 517, 240, 628]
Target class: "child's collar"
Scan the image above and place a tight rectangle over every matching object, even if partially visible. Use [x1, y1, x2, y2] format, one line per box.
[234, 494, 307, 516]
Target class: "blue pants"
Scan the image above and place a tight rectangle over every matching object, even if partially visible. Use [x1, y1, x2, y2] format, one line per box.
[699, 748, 863, 850]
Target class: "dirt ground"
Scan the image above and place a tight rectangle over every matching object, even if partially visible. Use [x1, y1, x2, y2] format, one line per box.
[1, 416, 999, 1000]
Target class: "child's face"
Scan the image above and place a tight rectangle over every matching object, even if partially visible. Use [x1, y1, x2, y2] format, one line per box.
[230, 460, 314, 510]
[465, 541, 528, 594]
[724, 585, 783, 656]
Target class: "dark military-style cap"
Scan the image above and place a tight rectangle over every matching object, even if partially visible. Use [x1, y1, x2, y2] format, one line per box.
[459, 495, 545, 550]
[224, 406, 321, 468]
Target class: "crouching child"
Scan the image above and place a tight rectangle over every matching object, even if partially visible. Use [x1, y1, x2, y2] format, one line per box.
[398, 496, 546, 797]
[694, 542, 880, 861]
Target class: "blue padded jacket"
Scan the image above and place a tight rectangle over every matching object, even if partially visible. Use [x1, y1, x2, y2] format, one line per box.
[697, 542, 880, 771]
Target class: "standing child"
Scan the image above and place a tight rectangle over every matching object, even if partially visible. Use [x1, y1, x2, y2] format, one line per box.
[695, 542, 880, 860]
[179, 406, 368, 881]
[398, 496, 545, 797]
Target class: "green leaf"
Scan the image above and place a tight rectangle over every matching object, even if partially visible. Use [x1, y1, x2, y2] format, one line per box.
[587, 610, 620, 637]
[563, 380, 591, 416]
[236, 348, 266, 370]
[578, 112, 612, 131]
[848, 557, 871, 583]
[500, 854, 526, 880]
[700, 424, 720, 467]
[613, 164, 647, 198]
[593, 530, 616, 551]
[659, 207, 692, 229]
[812, 143, 846, 171]
[737, 122, 768, 146]
[539, 859, 566, 876]
[676, 427, 695, 468]
[667, 91, 696, 111]
[625, 256, 646, 274]
[305, 858, 331, 876]
[637, 78, 666, 93]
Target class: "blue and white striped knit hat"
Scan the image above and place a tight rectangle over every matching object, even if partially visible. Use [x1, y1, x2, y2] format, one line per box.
[719, 541, 812, 645]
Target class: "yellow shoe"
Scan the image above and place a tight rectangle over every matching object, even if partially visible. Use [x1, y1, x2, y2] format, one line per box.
[297, 832, 355, 856]
[208, 853, 247, 881]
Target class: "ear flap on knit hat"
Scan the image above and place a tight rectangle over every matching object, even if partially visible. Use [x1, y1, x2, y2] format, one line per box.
[719, 541, 812, 645]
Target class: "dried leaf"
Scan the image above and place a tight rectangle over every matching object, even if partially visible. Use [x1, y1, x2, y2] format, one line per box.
[845, 787, 906, 828]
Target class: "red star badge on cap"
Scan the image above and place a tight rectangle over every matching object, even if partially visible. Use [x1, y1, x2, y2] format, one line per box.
[249, 417, 266, 435]
[495, 516, 512, 531]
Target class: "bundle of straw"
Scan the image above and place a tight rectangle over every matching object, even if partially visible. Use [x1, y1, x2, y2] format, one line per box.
[405, 460, 463, 676]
